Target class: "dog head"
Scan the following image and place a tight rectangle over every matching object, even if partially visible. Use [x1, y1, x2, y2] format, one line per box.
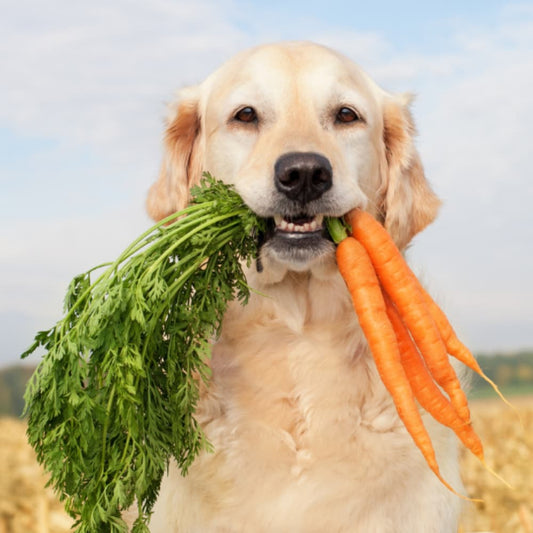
[147, 42, 440, 280]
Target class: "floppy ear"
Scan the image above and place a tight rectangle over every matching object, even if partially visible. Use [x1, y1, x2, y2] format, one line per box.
[379, 94, 441, 250]
[146, 87, 203, 221]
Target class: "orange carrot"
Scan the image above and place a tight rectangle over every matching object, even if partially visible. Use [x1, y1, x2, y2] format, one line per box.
[417, 287, 516, 413]
[346, 210, 471, 423]
[336, 236, 463, 496]
[327, 213, 509, 494]
[385, 293, 511, 488]
[384, 293, 484, 460]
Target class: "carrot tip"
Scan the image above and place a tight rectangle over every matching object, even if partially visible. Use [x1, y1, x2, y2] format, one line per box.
[479, 459, 514, 490]
[436, 473, 483, 503]
[427, 461, 482, 502]
[478, 371, 523, 427]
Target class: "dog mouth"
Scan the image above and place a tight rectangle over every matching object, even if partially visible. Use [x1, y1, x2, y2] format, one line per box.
[273, 214, 325, 235]
[258, 211, 333, 270]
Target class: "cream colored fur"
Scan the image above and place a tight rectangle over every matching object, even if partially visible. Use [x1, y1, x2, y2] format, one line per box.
[132, 42, 463, 532]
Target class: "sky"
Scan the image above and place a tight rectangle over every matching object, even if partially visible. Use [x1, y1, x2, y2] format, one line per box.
[1, 0, 532, 366]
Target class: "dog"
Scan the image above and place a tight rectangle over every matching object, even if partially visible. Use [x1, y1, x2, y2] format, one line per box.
[136, 41, 464, 532]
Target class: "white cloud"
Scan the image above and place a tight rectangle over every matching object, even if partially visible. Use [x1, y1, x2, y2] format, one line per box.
[402, 12, 533, 351]
[0, 0, 249, 153]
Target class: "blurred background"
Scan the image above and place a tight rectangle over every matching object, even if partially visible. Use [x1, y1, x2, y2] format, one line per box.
[1, 0, 531, 531]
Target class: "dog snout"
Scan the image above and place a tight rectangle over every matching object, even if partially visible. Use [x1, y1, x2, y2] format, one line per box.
[274, 152, 332, 204]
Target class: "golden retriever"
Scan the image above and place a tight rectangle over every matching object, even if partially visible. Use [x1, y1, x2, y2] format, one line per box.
[138, 41, 464, 532]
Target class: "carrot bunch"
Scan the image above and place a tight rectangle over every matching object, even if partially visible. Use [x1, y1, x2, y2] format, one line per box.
[328, 210, 511, 497]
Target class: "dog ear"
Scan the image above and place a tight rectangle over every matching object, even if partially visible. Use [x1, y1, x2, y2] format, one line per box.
[379, 94, 441, 250]
[146, 87, 203, 221]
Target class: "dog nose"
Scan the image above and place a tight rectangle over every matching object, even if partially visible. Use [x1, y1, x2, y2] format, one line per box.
[274, 152, 332, 204]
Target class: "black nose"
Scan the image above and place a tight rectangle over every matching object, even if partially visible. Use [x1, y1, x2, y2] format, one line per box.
[274, 152, 332, 204]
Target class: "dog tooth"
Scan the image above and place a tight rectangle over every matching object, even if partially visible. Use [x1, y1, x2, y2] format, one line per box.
[276, 216, 324, 233]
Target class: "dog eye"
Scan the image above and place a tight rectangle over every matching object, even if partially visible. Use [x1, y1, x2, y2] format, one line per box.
[336, 107, 360, 124]
[234, 106, 257, 123]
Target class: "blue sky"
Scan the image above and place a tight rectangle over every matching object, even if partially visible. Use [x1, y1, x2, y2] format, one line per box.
[1, 0, 532, 366]
[242, 0, 509, 50]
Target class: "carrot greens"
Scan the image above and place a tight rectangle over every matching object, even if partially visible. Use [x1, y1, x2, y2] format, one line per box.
[22, 175, 265, 532]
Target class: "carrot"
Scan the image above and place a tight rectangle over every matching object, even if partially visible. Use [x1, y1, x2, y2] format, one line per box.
[327, 213, 510, 495]
[335, 236, 465, 497]
[385, 293, 512, 489]
[346, 210, 471, 423]
[417, 286, 517, 413]
[383, 293, 484, 460]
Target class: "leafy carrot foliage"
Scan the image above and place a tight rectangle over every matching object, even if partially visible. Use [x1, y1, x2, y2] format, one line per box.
[22, 175, 265, 532]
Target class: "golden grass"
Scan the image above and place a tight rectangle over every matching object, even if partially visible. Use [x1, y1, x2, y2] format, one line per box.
[460, 396, 533, 533]
[0, 397, 531, 532]
[0, 418, 73, 533]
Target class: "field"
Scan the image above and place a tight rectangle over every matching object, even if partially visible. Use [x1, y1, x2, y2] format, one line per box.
[460, 396, 533, 533]
[1, 397, 531, 533]
[0, 418, 73, 533]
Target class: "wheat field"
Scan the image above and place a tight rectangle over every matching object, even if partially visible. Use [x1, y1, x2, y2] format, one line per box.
[1, 397, 531, 533]
[459, 396, 533, 533]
